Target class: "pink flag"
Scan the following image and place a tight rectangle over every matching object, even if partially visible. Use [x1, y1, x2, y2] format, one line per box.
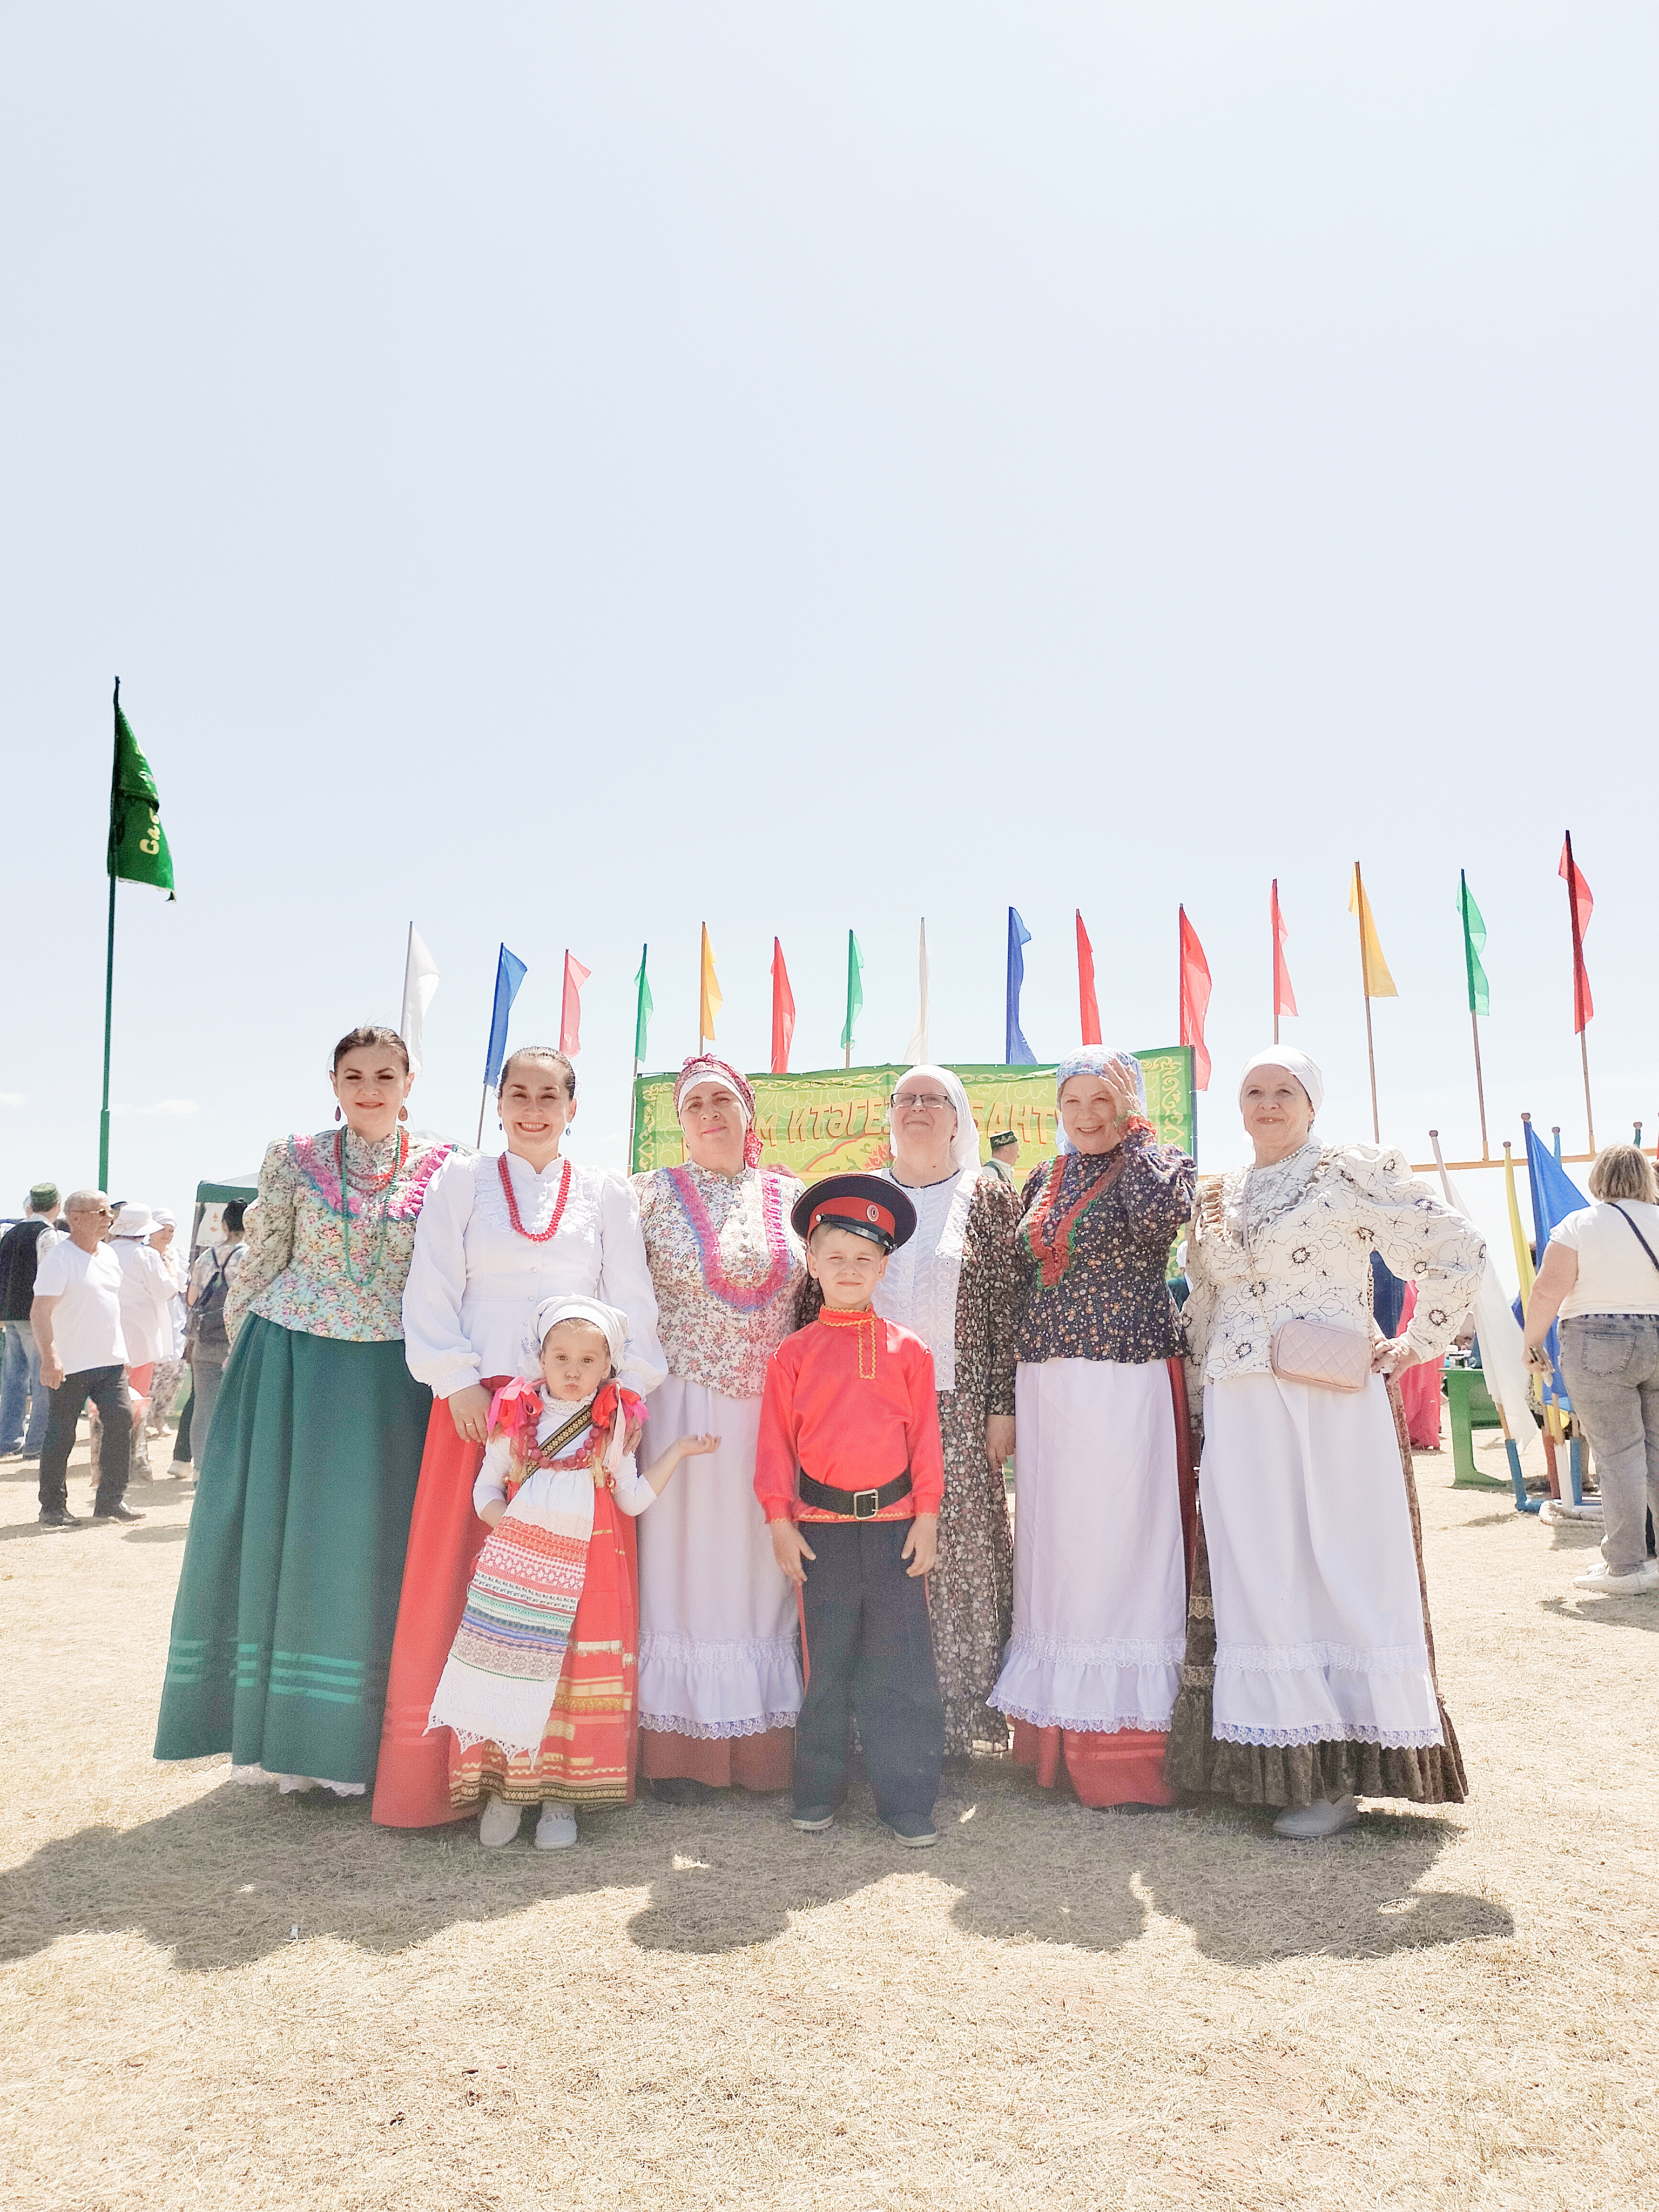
[559, 952, 591, 1056]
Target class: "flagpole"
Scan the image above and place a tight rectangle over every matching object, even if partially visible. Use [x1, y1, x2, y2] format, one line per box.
[1564, 831, 1596, 1151]
[475, 1085, 490, 1150]
[1354, 860, 1380, 1143]
[98, 682, 122, 1190]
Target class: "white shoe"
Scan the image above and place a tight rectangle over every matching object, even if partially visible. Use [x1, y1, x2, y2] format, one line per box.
[1273, 1795, 1358, 1841]
[1573, 1559, 1659, 1595]
[535, 1804, 578, 1850]
[478, 1799, 523, 1848]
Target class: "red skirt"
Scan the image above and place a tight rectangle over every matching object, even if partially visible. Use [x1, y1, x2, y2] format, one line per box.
[372, 1383, 508, 1827]
[639, 1727, 794, 1791]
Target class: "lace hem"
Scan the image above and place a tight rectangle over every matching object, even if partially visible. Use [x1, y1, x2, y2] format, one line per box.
[637, 1709, 801, 1741]
[638, 1631, 799, 1668]
[1002, 1631, 1186, 1669]
[1215, 1641, 1426, 1677]
[987, 1701, 1174, 1736]
[1211, 1719, 1445, 1749]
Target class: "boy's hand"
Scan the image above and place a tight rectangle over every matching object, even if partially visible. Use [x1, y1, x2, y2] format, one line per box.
[769, 1518, 815, 1587]
[902, 1512, 938, 1577]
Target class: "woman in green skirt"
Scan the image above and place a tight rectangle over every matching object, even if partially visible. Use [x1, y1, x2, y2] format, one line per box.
[155, 1026, 454, 1796]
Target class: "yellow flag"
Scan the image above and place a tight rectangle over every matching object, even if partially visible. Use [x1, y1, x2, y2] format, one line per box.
[1503, 1143, 1536, 1306]
[1347, 864, 1398, 997]
[699, 922, 722, 1042]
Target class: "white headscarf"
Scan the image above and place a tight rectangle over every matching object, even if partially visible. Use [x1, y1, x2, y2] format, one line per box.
[1054, 1048, 1147, 1156]
[532, 1294, 629, 1370]
[1237, 1048, 1325, 1116]
[890, 1065, 982, 1177]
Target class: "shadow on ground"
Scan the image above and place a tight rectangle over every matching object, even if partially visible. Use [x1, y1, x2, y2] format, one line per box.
[0, 1760, 1512, 1975]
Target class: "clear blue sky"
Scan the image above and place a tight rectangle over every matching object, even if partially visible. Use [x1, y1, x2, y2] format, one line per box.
[3, 6, 1654, 1259]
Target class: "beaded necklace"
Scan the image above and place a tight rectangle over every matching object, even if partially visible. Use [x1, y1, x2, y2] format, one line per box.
[1020, 1149, 1132, 1289]
[663, 1164, 796, 1312]
[498, 1153, 574, 1243]
[334, 1126, 407, 1286]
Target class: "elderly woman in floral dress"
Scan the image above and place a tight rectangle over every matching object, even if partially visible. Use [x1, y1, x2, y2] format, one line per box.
[633, 1058, 806, 1800]
[988, 1048, 1198, 1809]
[1168, 1048, 1484, 1840]
[872, 1065, 1019, 1755]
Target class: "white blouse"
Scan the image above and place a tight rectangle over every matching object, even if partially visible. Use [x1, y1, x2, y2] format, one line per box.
[872, 1166, 978, 1393]
[401, 1150, 667, 1400]
[472, 1401, 656, 1519]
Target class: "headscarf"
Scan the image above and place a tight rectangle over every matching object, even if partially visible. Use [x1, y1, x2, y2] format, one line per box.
[1237, 1048, 1324, 1116]
[533, 1294, 629, 1369]
[674, 1055, 762, 1169]
[1054, 1049, 1148, 1156]
[889, 1065, 981, 1178]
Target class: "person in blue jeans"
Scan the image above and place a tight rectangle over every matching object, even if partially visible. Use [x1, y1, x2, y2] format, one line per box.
[0, 1182, 62, 1458]
[1524, 1143, 1659, 1596]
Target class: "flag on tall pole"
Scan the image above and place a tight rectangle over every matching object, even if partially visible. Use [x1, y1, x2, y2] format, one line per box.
[1076, 911, 1101, 1048]
[101, 679, 176, 1188]
[905, 920, 929, 1067]
[1347, 862, 1397, 1141]
[627, 945, 652, 1171]
[841, 930, 864, 1069]
[1270, 879, 1296, 1046]
[477, 942, 528, 1146]
[559, 952, 590, 1057]
[400, 925, 440, 1078]
[1457, 871, 1491, 1159]
[699, 923, 721, 1051]
[1559, 832, 1596, 1150]
[1177, 907, 1212, 1091]
[771, 939, 796, 1074]
[1005, 908, 1035, 1064]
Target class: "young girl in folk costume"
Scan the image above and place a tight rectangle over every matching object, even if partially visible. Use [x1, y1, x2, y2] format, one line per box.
[429, 1296, 715, 1848]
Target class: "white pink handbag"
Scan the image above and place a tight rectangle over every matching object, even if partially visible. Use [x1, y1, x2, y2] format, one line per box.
[1268, 1316, 1372, 1393]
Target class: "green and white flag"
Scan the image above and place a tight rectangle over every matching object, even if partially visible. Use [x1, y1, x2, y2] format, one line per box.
[108, 680, 174, 897]
[1458, 871, 1488, 1017]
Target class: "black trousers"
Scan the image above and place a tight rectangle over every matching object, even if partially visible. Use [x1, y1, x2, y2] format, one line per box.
[39, 1365, 132, 1513]
[796, 1518, 944, 1821]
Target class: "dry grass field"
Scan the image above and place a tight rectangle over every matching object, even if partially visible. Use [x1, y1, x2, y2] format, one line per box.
[2, 1427, 1656, 2212]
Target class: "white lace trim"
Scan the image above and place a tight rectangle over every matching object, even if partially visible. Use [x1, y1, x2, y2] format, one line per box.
[987, 1702, 1174, 1736]
[638, 1710, 801, 1741]
[1002, 1631, 1187, 1669]
[1212, 1720, 1446, 1749]
[1214, 1641, 1426, 1677]
[638, 1630, 799, 1669]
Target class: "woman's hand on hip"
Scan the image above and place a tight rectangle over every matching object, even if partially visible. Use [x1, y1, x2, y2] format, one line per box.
[984, 1415, 1015, 1472]
[447, 1382, 493, 1444]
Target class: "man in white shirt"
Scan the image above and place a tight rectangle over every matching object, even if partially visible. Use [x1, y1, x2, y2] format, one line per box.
[31, 1190, 144, 1528]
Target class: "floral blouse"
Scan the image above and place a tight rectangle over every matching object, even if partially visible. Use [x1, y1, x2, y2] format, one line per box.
[1182, 1139, 1486, 1384]
[635, 1162, 805, 1400]
[1003, 1127, 1195, 1366]
[226, 1127, 453, 1345]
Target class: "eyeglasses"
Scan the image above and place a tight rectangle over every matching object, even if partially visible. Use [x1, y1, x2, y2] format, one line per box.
[890, 1091, 951, 1110]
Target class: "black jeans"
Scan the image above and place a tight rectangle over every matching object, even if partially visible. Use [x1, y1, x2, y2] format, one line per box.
[795, 1518, 944, 1822]
[39, 1365, 132, 1513]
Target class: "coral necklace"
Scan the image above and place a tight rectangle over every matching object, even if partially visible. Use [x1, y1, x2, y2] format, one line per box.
[1021, 1151, 1130, 1289]
[498, 1152, 573, 1243]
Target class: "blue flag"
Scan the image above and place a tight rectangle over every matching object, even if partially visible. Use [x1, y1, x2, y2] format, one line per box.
[483, 943, 528, 1087]
[1006, 907, 1035, 1064]
[1524, 1118, 1588, 1410]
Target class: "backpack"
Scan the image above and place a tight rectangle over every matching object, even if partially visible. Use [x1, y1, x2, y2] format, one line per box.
[187, 1247, 237, 1357]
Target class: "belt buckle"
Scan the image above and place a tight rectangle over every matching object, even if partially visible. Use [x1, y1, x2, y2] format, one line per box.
[852, 1487, 879, 1520]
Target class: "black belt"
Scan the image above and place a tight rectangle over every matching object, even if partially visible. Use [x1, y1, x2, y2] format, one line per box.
[797, 1469, 913, 1520]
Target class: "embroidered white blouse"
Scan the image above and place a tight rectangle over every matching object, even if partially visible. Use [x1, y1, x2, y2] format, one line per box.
[1183, 1141, 1486, 1385]
[401, 1151, 667, 1400]
[872, 1167, 980, 1393]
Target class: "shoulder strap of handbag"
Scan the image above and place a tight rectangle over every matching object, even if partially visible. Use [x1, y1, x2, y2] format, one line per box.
[1611, 1203, 1659, 1273]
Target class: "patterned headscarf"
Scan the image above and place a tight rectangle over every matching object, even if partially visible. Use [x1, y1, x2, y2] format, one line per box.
[891, 1065, 982, 1177]
[1054, 1049, 1148, 1156]
[1237, 1048, 1324, 1116]
[675, 1056, 762, 1169]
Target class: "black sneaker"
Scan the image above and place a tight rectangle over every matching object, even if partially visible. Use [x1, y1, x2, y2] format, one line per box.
[791, 1806, 837, 1832]
[650, 1777, 718, 1806]
[38, 1507, 80, 1528]
[881, 1813, 939, 1848]
[92, 1502, 145, 1523]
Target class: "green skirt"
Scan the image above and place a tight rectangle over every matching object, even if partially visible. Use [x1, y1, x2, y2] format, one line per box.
[154, 1317, 432, 1786]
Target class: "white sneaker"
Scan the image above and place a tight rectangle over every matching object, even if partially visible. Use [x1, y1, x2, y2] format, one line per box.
[1273, 1795, 1358, 1841]
[1573, 1559, 1659, 1595]
[535, 1804, 578, 1850]
[478, 1799, 523, 1847]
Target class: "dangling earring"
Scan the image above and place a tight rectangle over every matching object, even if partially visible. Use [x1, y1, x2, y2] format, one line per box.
[398, 1104, 408, 1123]
[334, 1104, 342, 1123]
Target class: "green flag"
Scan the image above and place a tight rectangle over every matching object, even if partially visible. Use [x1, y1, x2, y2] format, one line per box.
[840, 930, 864, 1053]
[1458, 871, 1489, 1017]
[632, 943, 652, 1059]
[108, 681, 175, 897]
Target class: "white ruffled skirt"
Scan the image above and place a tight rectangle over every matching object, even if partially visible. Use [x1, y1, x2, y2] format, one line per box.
[636, 1378, 803, 1741]
[1201, 1372, 1444, 1750]
[989, 1358, 1186, 1735]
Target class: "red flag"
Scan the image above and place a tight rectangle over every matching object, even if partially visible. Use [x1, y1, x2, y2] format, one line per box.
[1271, 879, 1297, 1019]
[771, 937, 795, 1074]
[1559, 834, 1594, 1033]
[559, 951, 590, 1056]
[1076, 910, 1101, 1047]
[1178, 906, 1212, 1091]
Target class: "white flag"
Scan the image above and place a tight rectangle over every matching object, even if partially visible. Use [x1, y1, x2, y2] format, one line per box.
[905, 919, 929, 1067]
[401, 924, 440, 1077]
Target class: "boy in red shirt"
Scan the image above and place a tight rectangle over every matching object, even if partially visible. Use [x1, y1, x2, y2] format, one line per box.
[754, 1174, 946, 1847]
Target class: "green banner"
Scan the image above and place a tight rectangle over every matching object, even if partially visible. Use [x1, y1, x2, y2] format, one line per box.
[108, 689, 176, 896]
[630, 1047, 1196, 1178]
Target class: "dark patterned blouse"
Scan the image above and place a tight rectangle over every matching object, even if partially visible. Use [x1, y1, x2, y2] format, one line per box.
[1003, 1127, 1195, 1366]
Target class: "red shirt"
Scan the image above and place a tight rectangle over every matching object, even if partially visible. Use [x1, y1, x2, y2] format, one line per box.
[753, 1306, 945, 1525]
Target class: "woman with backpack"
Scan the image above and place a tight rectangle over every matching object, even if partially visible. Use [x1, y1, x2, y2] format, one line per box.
[176, 1201, 247, 1480]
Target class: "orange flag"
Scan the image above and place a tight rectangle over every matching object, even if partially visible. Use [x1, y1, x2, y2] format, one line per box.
[699, 923, 721, 1046]
[1347, 865, 1398, 996]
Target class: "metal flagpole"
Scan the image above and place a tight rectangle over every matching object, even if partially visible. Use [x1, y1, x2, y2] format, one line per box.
[475, 1086, 490, 1150]
[98, 682, 122, 1190]
[1354, 860, 1380, 1143]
